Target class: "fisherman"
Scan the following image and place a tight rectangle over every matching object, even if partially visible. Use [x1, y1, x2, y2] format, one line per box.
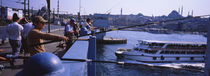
[27, 16, 68, 56]
[22, 17, 33, 55]
[5, 13, 23, 58]
[18, 17, 30, 54]
[1, 20, 12, 44]
[83, 18, 97, 31]
[83, 18, 98, 36]
[64, 18, 79, 50]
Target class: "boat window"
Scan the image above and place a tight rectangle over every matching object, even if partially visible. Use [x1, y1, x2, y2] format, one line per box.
[190, 57, 194, 60]
[180, 51, 185, 54]
[145, 50, 149, 53]
[161, 56, 164, 60]
[150, 50, 157, 54]
[176, 57, 180, 60]
[191, 51, 196, 54]
[134, 48, 138, 51]
[187, 51, 191, 54]
[153, 57, 157, 60]
[165, 51, 169, 54]
[170, 51, 175, 54]
[175, 51, 180, 54]
[160, 51, 164, 54]
[195, 51, 200, 54]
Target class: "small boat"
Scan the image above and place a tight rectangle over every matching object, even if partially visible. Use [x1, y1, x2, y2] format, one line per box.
[115, 40, 206, 62]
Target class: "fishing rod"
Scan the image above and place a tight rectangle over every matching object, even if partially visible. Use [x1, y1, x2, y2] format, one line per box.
[13, 56, 203, 72]
[29, 38, 89, 47]
[34, 14, 210, 46]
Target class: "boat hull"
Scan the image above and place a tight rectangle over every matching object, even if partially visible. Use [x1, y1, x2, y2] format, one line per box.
[115, 51, 205, 62]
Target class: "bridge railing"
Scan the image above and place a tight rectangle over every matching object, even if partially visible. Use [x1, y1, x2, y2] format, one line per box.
[61, 36, 96, 76]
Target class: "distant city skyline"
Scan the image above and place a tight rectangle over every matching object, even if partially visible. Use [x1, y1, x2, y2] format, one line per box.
[1, 0, 210, 16]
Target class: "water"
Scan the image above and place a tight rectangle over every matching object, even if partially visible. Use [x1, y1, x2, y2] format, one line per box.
[96, 31, 206, 76]
[41, 24, 64, 32]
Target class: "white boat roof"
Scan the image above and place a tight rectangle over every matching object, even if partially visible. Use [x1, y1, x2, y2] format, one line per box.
[138, 40, 206, 45]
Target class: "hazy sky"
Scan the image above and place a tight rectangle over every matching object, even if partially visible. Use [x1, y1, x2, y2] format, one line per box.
[2, 0, 210, 16]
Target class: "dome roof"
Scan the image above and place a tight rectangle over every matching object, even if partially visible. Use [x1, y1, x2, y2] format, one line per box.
[168, 10, 182, 18]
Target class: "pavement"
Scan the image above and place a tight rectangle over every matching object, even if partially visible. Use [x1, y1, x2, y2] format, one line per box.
[0, 29, 66, 76]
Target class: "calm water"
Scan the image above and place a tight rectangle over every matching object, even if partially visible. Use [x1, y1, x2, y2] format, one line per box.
[42, 24, 64, 32]
[96, 31, 206, 76]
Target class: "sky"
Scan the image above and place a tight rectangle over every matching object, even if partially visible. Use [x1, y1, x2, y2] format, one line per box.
[2, 0, 210, 16]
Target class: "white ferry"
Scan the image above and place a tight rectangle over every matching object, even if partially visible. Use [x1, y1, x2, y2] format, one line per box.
[115, 40, 206, 62]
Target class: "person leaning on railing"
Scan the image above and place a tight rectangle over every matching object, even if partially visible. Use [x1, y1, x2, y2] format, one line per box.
[27, 16, 68, 56]
[64, 18, 79, 51]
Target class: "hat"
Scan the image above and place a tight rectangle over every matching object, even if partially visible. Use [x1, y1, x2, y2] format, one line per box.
[70, 18, 76, 22]
[33, 16, 48, 23]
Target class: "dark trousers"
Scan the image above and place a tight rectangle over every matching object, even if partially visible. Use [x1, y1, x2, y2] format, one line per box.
[21, 38, 29, 54]
[9, 39, 22, 57]
[65, 35, 77, 51]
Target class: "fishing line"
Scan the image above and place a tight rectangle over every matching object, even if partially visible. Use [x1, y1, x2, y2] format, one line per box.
[34, 14, 210, 46]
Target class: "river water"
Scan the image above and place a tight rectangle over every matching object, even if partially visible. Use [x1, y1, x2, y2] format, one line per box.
[96, 30, 206, 76]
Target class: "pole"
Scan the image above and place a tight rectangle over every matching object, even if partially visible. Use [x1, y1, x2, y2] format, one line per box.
[48, 0, 51, 33]
[53, 8, 55, 23]
[205, 18, 210, 76]
[0, 0, 2, 26]
[31, 7, 33, 17]
[57, 0, 59, 18]
[78, 0, 81, 26]
[28, 0, 29, 18]
[87, 36, 96, 76]
[24, 0, 26, 17]
[1, 0, 3, 7]
[79, 0, 81, 13]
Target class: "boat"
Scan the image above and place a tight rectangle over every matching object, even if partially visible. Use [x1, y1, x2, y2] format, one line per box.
[115, 40, 206, 62]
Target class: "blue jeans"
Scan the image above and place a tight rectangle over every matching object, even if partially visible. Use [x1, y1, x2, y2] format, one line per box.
[9, 39, 22, 57]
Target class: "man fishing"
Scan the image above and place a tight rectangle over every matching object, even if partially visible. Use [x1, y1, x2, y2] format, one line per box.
[27, 16, 68, 56]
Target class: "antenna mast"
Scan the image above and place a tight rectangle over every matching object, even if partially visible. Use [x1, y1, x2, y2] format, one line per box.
[57, 0, 59, 18]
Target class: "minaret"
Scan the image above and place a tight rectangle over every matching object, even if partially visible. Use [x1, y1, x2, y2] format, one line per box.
[121, 8, 122, 15]
[57, 0, 59, 18]
[178, 8, 180, 14]
[181, 6, 183, 16]
[191, 10, 193, 16]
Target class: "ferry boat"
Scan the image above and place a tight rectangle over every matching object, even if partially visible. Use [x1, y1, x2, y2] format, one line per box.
[115, 40, 206, 62]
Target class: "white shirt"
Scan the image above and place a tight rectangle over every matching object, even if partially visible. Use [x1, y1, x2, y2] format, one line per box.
[6, 22, 23, 40]
[65, 24, 73, 33]
[22, 22, 34, 39]
[83, 22, 91, 30]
